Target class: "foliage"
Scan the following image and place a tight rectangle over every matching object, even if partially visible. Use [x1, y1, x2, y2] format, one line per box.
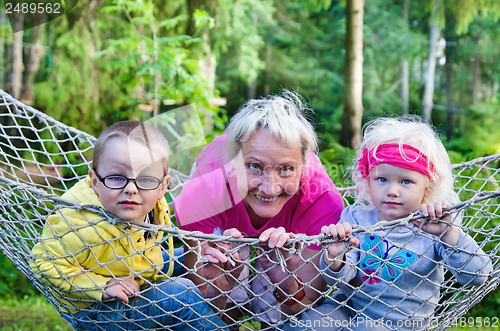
[362, 0, 426, 120]
[0, 295, 72, 330]
[0, 253, 35, 297]
[317, 135, 356, 188]
[447, 103, 500, 155]
[0, 0, 499, 323]
[213, 0, 276, 108]
[34, 0, 138, 135]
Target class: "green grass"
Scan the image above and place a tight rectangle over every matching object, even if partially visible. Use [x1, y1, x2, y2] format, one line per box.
[0, 295, 499, 331]
[0, 296, 72, 331]
[449, 328, 500, 331]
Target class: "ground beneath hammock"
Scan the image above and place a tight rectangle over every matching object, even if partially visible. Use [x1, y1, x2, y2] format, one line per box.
[0, 296, 72, 331]
[0, 295, 497, 331]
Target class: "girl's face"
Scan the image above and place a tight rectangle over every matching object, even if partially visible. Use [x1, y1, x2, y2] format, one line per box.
[90, 138, 169, 222]
[369, 163, 430, 222]
[241, 129, 304, 227]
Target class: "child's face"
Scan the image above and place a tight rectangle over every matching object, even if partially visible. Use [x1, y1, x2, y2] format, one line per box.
[369, 163, 429, 222]
[90, 138, 170, 222]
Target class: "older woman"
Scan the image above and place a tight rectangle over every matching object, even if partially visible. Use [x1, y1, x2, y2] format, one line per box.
[174, 90, 344, 327]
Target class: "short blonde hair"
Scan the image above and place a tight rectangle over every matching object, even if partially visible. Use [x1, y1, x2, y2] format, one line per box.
[352, 116, 458, 207]
[93, 121, 170, 175]
[225, 90, 318, 160]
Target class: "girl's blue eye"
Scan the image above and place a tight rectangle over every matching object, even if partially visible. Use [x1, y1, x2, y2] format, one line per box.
[378, 177, 387, 183]
[402, 179, 411, 185]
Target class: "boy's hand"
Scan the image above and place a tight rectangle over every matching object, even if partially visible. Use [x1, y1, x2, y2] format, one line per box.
[412, 202, 459, 246]
[321, 223, 359, 272]
[103, 277, 140, 304]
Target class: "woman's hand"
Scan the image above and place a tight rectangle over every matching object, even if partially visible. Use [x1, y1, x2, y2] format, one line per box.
[200, 228, 244, 293]
[412, 202, 459, 246]
[321, 222, 359, 272]
[257, 227, 302, 285]
[103, 277, 140, 304]
[258, 226, 294, 249]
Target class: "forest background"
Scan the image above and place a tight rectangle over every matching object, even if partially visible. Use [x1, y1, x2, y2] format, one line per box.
[0, 0, 499, 329]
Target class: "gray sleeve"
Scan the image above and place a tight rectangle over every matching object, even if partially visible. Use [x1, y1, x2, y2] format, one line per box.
[320, 246, 359, 287]
[319, 206, 363, 286]
[438, 228, 493, 286]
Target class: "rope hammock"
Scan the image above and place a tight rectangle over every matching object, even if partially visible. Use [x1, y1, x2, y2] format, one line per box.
[0, 89, 498, 331]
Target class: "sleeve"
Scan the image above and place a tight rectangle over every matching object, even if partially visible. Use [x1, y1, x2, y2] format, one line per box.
[437, 228, 493, 286]
[320, 249, 359, 287]
[30, 212, 111, 302]
[319, 207, 359, 286]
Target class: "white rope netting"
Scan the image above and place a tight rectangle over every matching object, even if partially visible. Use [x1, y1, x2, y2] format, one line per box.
[0, 89, 499, 330]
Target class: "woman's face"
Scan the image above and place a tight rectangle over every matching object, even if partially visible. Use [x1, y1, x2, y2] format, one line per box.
[241, 129, 304, 226]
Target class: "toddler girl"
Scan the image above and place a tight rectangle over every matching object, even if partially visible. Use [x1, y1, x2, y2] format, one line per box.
[288, 116, 492, 330]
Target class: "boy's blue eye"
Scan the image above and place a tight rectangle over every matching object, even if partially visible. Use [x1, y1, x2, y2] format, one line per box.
[108, 176, 126, 182]
[137, 177, 154, 184]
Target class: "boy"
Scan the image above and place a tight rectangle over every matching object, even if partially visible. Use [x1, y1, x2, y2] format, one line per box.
[31, 121, 226, 330]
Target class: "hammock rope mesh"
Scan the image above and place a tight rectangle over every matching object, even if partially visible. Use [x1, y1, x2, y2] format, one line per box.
[0, 89, 498, 330]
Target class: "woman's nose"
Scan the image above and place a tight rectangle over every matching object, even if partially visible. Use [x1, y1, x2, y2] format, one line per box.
[259, 172, 281, 195]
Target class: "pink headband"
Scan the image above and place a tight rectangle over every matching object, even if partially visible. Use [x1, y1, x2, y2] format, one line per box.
[358, 143, 435, 179]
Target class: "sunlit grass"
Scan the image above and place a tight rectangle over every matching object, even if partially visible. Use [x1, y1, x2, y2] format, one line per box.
[0, 295, 72, 331]
[0, 294, 499, 331]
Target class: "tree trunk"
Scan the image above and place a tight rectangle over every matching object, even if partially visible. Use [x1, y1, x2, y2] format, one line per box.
[87, 0, 101, 123]
[247, 79, 256, 99]
[472, 51, 481, 104]
[401, 60, 409, 115]
[340, 0, 364, 149]
[199, 28, 216, 94]
[444, 46, 454, 139]
[264, 44, 271, 96]
[400, 0, 409, 115]
[0, 10, 5, 88]
[22, 25, 45, 104]
[12, 16, 24, 99]
[422, 14, 440, 122]
[185, 0, 198, 37]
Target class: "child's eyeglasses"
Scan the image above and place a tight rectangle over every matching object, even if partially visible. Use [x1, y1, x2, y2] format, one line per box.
[93, 170, 163, 190]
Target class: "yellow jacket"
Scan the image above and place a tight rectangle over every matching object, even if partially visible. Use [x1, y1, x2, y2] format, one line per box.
[30, 176, 174, 311]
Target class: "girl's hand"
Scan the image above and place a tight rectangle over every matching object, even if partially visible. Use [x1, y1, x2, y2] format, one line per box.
[412, 202, 459, 246]
[103, 277, 140, 304]
[321, 223, 359, 271]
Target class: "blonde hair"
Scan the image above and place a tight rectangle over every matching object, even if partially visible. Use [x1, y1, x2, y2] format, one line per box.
[352, 116, 458, 208]
[93, 121, 170, 175]
[225, 90, 318, 161]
